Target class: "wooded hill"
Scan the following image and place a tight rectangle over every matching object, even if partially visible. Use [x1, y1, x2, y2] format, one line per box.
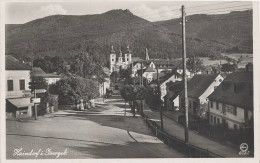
[6, 9, 252, 64]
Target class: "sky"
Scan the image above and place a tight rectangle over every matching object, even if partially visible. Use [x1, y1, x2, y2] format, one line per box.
[4, 1, 253, 24]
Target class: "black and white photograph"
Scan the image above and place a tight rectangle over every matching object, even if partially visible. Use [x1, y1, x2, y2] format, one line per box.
[1, 0, 259, 162]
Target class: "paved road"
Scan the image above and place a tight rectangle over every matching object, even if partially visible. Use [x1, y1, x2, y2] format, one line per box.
[6, 95, 184, 159]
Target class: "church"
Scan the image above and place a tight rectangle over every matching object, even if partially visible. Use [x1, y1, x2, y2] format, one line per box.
[109, 45, 132, 72]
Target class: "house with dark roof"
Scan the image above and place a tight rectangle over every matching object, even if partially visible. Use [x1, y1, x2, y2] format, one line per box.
[32, 67, 61, 85]
[149, 71, 180, 102]
[164, 81, 183, 110]
[5, 55, 34, 119]
[179, 74, 224, 117]
[208, 66, 253, 130]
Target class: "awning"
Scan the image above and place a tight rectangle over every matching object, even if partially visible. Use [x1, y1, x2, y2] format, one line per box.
[7, 98, 34, 108]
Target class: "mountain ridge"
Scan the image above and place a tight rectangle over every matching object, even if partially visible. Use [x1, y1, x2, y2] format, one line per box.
[6, 9, 252, 64]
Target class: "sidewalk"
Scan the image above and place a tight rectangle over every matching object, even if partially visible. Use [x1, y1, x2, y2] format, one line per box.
[143, 105, 241, 157]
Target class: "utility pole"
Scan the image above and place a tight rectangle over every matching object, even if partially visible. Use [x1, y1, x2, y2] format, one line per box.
[34, 89, 37, 120]
[182, 5, 189, 144]
[156, 65, 163, 130]
[141, 61, 144, 114]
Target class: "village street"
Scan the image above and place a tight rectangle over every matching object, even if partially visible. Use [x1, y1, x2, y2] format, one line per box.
[6, 95, 184, 159]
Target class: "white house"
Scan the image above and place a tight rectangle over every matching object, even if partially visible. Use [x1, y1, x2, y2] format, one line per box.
[179, 74, 224, 117]
[208, 63, 253, 130]
[164, 81, 183, 110]
[150, 72, 178, 101]
[5, 55, 34, 119]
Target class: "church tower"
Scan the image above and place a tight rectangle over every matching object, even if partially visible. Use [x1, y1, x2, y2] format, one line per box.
[118, 49, 123, 62]
[125, 45, 132, 64]
[145, 48, 150, 60]
[110, 45, 116, 72]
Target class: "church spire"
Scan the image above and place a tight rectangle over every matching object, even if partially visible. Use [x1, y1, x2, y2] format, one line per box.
[145, 48, 149, 60]
[111, 45, 115, 53]
[119, 49, 122, 57]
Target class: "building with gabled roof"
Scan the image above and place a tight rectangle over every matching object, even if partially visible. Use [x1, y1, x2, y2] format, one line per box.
[5, 55, 34, 119]
[179, 73, 224, 116]
[164, 81, 183, 110]
[208, 65, 253, 130]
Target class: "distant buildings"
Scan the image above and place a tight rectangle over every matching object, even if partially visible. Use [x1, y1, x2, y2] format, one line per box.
[179, 74, 224, 117]
[32, 67, 61, 85]
[149, 72, 180, 101]
[208, 63, 253, 129]
[5, 55, 34, 119]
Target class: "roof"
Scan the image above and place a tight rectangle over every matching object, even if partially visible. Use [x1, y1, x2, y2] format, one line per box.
[7, 98, 34, 108]
[153, 59, 182, 69]
[168, 81, 183, 92]
[132, 57, 141, 62]
[180, 74, 219, 98]
[208, 71, 253, 110]
[150, 72, 176, 85]
[6, 55, 31, 70]
[32, 67, 61, 78]
[145, 67, 155, 72]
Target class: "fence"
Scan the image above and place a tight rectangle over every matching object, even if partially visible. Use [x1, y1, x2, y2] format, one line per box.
[142, 113, 224, 158]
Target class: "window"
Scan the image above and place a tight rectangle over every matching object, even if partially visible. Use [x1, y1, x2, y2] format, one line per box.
[126, 58, 128, 61]
[214, 117, 216, 124]
[210, 101, 213, 108]
[211, 115, 213, 123]
[217, 118, 220, 124]
[112, 59, 114, 62]
[189, 100, 192, 109]
[216, 102, 219, 110]
[20, 79, 25, 90]
[7, 80, 13, 91]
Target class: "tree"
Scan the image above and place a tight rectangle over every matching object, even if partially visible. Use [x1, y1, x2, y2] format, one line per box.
[187, 56, 203, 75]
[50, 56, 66, 74]
[70, 51, 105, 80]
[28, 76, 48, 93]
[221, 63, 238, 73]
[145, 86, 161, 110]
[53, 77, 99, 105]
[110, 71, 120, 82]
[120, 85, 147, 116]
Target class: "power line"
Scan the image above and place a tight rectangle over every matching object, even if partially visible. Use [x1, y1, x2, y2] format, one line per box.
[185, 1, 246, 9]
[187, 4, 252, 15]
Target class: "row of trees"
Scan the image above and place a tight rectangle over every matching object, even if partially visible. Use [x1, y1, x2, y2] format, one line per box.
[50, 77, 99, 105]
[120, 85, 147, 116]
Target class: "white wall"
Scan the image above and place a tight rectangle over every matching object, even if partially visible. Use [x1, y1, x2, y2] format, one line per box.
[161, 75, 176, 101]
[45, 77, 61, 85]
[6, 70, 31, 98]
[209, 100, 247, 129]
[199, 74, 223, 104]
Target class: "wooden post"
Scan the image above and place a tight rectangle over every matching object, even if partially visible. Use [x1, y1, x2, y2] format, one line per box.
[182, 5, 189, 145]
[156, 65, 163, 130]
[34, 89, 37, 120]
